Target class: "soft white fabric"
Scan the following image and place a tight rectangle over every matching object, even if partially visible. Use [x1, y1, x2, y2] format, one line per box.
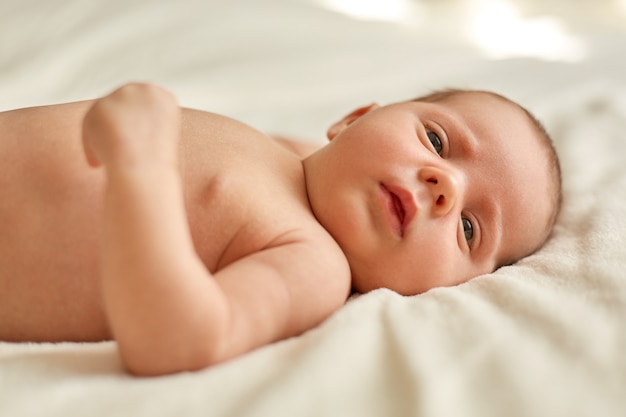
[1, 1, 624, 416]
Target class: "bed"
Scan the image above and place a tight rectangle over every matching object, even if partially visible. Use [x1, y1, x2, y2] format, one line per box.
[1, 0, 625, 415]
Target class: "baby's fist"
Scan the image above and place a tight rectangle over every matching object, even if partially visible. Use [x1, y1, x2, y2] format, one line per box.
[82, 83, 181, 169]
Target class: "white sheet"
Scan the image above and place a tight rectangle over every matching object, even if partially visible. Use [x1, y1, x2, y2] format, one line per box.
[1, 0, 625, 416]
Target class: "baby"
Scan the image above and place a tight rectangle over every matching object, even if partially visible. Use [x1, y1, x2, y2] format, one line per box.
[0, 83, 561, 375]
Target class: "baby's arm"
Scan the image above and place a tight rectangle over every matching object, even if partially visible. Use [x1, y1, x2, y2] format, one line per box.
[83, 85, 349, 375]
[83, 84, 346, 376]
[83, 84, 229, 374]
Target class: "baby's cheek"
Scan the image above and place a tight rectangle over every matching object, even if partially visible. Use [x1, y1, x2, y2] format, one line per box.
[416, 241, 463, 290]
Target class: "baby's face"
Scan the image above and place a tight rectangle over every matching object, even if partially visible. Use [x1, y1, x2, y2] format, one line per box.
[305, 92, 553, 295]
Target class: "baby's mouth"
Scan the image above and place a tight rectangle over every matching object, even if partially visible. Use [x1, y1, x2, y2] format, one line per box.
[380, 183, 417, 238]
[380, 183, 407, 237]
[390, 192, 406, 226]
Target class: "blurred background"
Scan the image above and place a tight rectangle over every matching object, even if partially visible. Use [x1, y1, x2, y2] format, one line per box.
[309, 0, 625, 61]
[0, 0, 624, 139]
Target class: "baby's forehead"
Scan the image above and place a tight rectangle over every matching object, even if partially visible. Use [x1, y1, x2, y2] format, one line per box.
[428, 93, 542, 156]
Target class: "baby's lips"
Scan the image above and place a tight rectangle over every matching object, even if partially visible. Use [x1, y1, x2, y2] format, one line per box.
[385, 183, 418, 232]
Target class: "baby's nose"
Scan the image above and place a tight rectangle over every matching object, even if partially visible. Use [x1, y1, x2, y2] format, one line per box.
[418, 166, 462, 217]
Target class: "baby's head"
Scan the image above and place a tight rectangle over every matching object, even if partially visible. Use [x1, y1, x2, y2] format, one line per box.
[304, 89, 561, 295]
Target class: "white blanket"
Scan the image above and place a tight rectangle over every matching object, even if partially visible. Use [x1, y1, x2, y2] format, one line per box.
[1, 1, 625, 416]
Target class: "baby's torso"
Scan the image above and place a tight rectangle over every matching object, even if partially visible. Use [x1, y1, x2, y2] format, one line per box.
[0, 102, 343, 342]
[179, 108, 319, 271]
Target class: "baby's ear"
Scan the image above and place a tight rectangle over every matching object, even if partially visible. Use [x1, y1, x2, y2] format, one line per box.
[327, 103, 379, 140]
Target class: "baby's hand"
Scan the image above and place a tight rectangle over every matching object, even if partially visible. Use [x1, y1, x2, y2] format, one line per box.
[82, 83, 181, 170]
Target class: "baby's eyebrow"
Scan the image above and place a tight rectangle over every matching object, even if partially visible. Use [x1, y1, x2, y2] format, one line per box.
[437, 108, 478, 157]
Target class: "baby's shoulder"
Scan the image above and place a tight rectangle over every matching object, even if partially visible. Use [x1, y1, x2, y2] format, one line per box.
[178, 110, 350, 292]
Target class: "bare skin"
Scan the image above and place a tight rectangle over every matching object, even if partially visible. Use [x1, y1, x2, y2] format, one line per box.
[0, 85, 351, 375]
[0, 84, 554, 376]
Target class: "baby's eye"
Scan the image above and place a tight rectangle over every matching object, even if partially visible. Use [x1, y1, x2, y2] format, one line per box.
[427, 130, 443, 156]
[462, 216, 474, 243]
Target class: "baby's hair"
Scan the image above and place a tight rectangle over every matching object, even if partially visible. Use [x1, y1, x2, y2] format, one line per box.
[413, 88, 562, 257]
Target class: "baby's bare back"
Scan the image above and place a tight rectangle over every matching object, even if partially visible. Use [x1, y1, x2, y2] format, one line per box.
[0, 100, 335, 343]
